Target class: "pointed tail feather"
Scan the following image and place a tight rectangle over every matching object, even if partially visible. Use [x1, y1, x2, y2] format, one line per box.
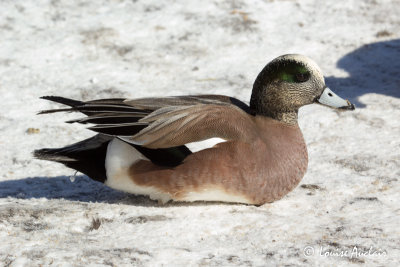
[34, 134, 112, 183]
[40, 96, 84, 107]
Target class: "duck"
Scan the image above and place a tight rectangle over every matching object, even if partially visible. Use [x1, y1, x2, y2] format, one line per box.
[34, 54, 355, 205]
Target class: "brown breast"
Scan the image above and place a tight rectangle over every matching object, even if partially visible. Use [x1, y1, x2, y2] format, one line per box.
[128, 116, 308, 205]
[249, 116, 309, 203]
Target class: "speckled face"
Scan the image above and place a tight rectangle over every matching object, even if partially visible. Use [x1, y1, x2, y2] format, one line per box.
[263, 54, 326, 109]
[250, 54, 327, 121]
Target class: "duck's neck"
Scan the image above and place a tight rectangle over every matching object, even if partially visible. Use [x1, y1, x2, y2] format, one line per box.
[261, 110, 298, 125]
[250, 85, 299, 125]
[250, 101, 299, 125]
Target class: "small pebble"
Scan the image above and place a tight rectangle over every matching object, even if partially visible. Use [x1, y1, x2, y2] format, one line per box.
[26, 128, 40, 134]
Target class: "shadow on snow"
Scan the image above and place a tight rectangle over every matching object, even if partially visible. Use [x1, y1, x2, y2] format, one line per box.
[0, 175, 146, 204]
[326, 39, 400, 107]
[0, 176, 240, 207]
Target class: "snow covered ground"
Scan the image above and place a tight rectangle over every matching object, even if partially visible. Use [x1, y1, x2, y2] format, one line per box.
[0, 0, 399, 266]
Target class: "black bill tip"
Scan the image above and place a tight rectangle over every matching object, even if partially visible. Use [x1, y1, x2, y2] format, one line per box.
[338, 100, 356, 110]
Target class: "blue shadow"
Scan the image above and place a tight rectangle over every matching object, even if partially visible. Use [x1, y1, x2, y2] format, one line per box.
[0, 175, 152, 204]
[325, 39, 400, 107]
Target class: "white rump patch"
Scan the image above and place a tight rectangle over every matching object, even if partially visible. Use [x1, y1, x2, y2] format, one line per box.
[104, 138, 172, 203]
[185, 138, 226, 152]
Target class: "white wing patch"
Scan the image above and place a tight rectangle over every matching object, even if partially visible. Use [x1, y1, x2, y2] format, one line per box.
[185, 138, 227, 152]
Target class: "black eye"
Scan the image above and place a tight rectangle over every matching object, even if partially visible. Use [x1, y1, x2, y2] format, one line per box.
[295, 73, 310, 83]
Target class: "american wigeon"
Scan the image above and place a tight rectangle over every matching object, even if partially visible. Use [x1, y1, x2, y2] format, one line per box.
[35, 54, 355, 205]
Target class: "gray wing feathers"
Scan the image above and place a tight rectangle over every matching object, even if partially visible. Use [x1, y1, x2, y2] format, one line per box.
[124, 104, 255, 148]
[123, 96, 229, 110]
[42, 95, 255, 149]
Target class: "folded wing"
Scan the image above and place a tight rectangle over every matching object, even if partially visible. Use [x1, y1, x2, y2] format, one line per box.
[39, 95, 256, 149]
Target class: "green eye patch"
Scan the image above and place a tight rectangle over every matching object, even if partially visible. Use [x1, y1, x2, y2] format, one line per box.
[277, 63, 310, 83]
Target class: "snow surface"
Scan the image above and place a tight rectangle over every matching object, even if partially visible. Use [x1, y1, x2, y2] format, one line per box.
[0, 0, 399, 266]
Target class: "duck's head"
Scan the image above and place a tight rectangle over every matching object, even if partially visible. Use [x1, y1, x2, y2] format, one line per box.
[250, 54, 355, 124]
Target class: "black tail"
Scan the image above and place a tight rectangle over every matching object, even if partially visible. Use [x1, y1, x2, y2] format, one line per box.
[34, 134, 112, 183]
[34, 134, 192, 183]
